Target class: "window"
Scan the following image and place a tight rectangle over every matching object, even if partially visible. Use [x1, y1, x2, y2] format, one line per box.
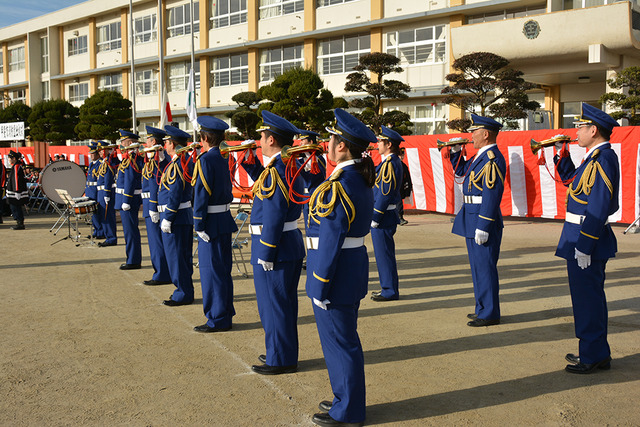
[318, 34, 370, 75]
[10, 89, 26, 104]
[134, 14, 157, 44]
[259, 0, 303, 19]
[167, 2, 200, 37]
[211, 0, 247, 28]
[387, 25, 446, 65]
[9, 47, 25, 71]
[211, 52, 248, 86]
[69, 83, 89, 102]
[168, 61, 200, 92]
[317, 0, 356, 6]
[136, 69, 158, 95]
[68, 36, 88, 56]
[97, 22, 122, 52]
[42, 82, 50, 100]
[468, 4, 546, 23]
[563, 0, 610, 9]
[391, 104, 447, 135]
[41, 36, 49, 73]
[259, 44, 303, 81]
[99, 73, 122, 93]
[0, 53, 3, 74]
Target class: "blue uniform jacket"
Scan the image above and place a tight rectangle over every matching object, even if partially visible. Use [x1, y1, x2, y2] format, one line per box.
[241, 154, 305, 264]
[554, 143, 619, 260]
[305, 164, 373, 304]
[141, 153, 169, 218]
[192, 147, 238, 237]
[85, 160, 100, 200]
[158, 155, 194, 226]
[122, 153, 144, 205]
[97, 156, 119, 202]
[450, 145, 506, 238]
[373, 154, 403, 228]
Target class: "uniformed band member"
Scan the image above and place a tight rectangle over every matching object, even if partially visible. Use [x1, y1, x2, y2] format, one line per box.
[370, 125, 404, 302]
[158, 125, 195, 306]
[97, 142, 120, 247]
[554, 103, 620, 374]
[191, 116, 237, 332]
[116, 130, 144, 270]
[239, 110, 305, 375]
[0, 157, 5, 225]
[306, 108, 376, 427]
[85, 142, 104, 239]
[5, 150, 28, 230]
[449, 114, 506, 327]
[141, 127, 172, 286]
[297, 130, 327, 227]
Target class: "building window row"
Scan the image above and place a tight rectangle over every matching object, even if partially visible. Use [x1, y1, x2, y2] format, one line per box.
[9, 46, 26, 71]
[42, 81, 50, 100]
[211, 0, 248, 29]
[260, 44, 304, 81]
[136, 69, 158, 96]
[316, 0, 357, 7]
[387, 25, 446, 65]
[168, 61, 201, 92]
[68, 36, 88, 56]
[468, 4, 546, 24]
[391, 104, 447, 135]
[259, 0, 303, 19]
[167, 2, 200, 37]
[11, 89, 26, 103]
[69, 83, 89, 102]
[134, 14, 157, 44]
[97, 22, 122, 52]
[317, 34, 370, 75]
[41, 36, 49, 73]
[211, 52, 248, 86]
[0, 53, 3, 74]
[99, 73, 123, 93]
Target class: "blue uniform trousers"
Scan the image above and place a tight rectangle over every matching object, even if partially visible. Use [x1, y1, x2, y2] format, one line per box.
[252, 259, 302, 367]
[161, 224, 194, 303]
[567, 258, 610, 364]
[10, 204, 24, 222]
[145, 217, 171, 282]
[465, 227, 502, 320]
[119, 203, 142, 265]
[100, 200, 117, 245]
[198, 233, 235, 329]
[91, 207, 104, 238]
[313, 302, 366, 424]
[371, 227, 399, 299]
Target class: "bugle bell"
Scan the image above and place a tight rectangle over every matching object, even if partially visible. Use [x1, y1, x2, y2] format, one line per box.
[280, 143, 325, 162]
[530, 134, 574, 155]
[220, 140, 257, 159]
[437, 137, 470, 151]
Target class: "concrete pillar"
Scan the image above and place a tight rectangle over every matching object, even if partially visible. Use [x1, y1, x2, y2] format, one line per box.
[304, 39, 316, 71]
[248, 47, 259, 92]
[304, 0, 316, 32]
[89, 17, 96, 70]
[248, 0, 258, 42]
[199, 56, 209, 107]
[200, 0, 209, 49]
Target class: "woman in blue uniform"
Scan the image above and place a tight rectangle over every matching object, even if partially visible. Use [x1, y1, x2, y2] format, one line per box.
[370, 125, 404, 302]
[306, 108, 376, 427]
[85, 142, 104, 238]
[97, 142, 120, 247]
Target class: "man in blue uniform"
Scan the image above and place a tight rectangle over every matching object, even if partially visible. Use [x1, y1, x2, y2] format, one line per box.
[554, 103, 620, 374]
[158, 125, 194, 306]
[85, 142, 104, 239]
[191, 116, 238, 333]
[141, 127, 172, 286]
[116, 130, 144, 270]
[97, 142, 120, 247]
[449, 114, 506, 327]
[239, 110, 305, 375]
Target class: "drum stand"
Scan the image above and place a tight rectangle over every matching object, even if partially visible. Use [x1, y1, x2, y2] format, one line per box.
[50, 190, 80, 245]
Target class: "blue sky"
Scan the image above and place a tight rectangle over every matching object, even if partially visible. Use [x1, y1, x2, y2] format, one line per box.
[0, 0, 88, 28]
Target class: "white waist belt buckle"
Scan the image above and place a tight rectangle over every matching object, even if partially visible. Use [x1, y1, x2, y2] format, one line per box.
[306, 236, 364, 250]
[207, 203, 231, 213]
[250, 220, 298, 235]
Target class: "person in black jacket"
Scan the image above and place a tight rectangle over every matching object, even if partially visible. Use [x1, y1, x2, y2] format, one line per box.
[6, 150, 28, 230]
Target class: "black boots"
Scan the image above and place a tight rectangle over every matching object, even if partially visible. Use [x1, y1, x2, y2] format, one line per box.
[11, 219, 25, 230]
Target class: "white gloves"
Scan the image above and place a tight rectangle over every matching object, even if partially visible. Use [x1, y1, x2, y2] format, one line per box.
[121, 202, 130, 211]
[149, 210, 160, 223]
[197, 231, 210, 242]
[555, 141, 564, 151]
[450, 144, 462, 153]
[104, 196, 110, 205]
[575, 248, 591, 269]
[474, 229, 489, 245]
[258, 258, 274, 271]
[371, 220, 379, 229]
[161, 219, 172, 233]
[158, 151, 165, 162]
[313, 298, 330, 310]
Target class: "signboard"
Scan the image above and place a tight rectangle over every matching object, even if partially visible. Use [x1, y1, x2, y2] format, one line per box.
[0, 122, 25, 141]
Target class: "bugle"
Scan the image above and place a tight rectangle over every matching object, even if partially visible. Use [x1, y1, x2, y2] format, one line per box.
[437, 137, 470, 151]
[530, 135, 576, 155]
[280, 143, 325, 163]
[220, 141, 257, 159]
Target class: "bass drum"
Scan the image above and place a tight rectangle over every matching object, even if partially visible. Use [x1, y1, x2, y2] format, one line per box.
[40, 160, 87, 204]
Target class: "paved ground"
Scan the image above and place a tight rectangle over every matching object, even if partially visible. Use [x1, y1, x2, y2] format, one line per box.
[1, 211, 639, 426]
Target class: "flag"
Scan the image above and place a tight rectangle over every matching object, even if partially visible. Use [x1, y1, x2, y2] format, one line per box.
[160, 84, 172, 127]
[185, 66, 198, 128]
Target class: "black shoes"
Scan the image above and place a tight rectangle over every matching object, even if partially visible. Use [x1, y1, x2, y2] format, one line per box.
[98, 241, 116, 247]
[312, 412, 363, 426]
[251, 364, 297, 375]
[319, 401, 332, 413]
[119, 263, 141, 270]
[467, 318, 500, 327]
[258, 354, 267, 364]
[467, 313, 478, 320]
[193, 324, 231, 333]
[565, 355, 611, 374]
[11, 224, 25, 230]
[371, 294, 397, 302]
[143, 280, 172, 286]
[162, 299, 192, 307]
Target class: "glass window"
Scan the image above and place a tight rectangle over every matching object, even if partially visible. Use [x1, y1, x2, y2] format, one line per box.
[136, 69, 158, 96]
[387, 25, 446, 66]
[211, 52, 249, 86]
[99, 73, 122, 93]
[9, 47, 25, 71]
[317, 34, 370, 75]
[134, 14, 157, 44]
[97, 22, 122, 52]
[317, 0, 357, 6]
[561, 101, 601, 129]
[259, 0, 303, 19]
[168, 2, 200, 38]
[68, 36, 88, 56]
[42, 81, 50, 100]
[563, 0, 609, 9]
[41, 36, 49, 73]
[168, 61, 200, 92]
[211, 0, 247, 28]
[69, 83, 89, 102]
[0, 51, 4, 74]
[259, 44, 303, 81]
[469, 4, 546, 22]
[388, 104, 446, 135]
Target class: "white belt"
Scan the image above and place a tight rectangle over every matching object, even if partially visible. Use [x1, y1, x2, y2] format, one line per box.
[87, 181, 97, 186]
[112, 184, 117, 188]
[141, 192, 151, 199]
[387, 204, 397, 210]
[306, 236, 365, 250]
[97, 185, 105, 190]
[464, 195, 483, 204]
[115, 188, 124, 194]
[565, 212, 608, 226]
[250, 220, 298, 235]
[134, 189, 142, 195]
[158, 201, 192, 213]
[207, 203, 231, 213]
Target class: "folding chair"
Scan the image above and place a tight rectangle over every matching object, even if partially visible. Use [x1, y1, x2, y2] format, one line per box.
[232, 211, 250, 278]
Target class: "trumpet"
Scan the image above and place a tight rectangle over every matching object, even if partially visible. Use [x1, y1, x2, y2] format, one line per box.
[366, 145, 378, 151]
[437, 137, 471, 151]
[280, 143, 325, 162]
[530, 135, 576, 155]
[220, 140, 257, 159]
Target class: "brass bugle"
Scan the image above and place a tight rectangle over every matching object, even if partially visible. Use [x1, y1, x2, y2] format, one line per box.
[220, 141, 257, 159]
[437, 138, 470, 151]
[366, 145, 378, 151]
[280, 143, 325, 162]
[530, 135, 575, 155]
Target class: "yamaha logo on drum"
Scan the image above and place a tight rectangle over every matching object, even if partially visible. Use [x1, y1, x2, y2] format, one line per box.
[52, 166, 73, 172]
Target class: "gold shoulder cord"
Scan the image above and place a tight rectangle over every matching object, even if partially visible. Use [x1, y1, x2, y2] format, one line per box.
[308, 169, 357, 231]
[161, 160, 184, 190]
[374, 157, 396, 196]
[568, 149, 613, 204]
[142, 159, 157, 180]
[119, 158, 130, 173]
[98, 160, 107, 177]
[468, 151, 504, 192]
[191, 158, 212, 195]
[252, 159, 289, 204]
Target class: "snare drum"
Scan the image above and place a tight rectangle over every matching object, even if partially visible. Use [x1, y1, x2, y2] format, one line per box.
[74, 201, 97, 215]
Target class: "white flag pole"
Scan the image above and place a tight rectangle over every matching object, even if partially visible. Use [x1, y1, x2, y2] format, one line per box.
[158, 0, 166, 128]
[129, 0, 136, 131]
[189, 0, 197, 141]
